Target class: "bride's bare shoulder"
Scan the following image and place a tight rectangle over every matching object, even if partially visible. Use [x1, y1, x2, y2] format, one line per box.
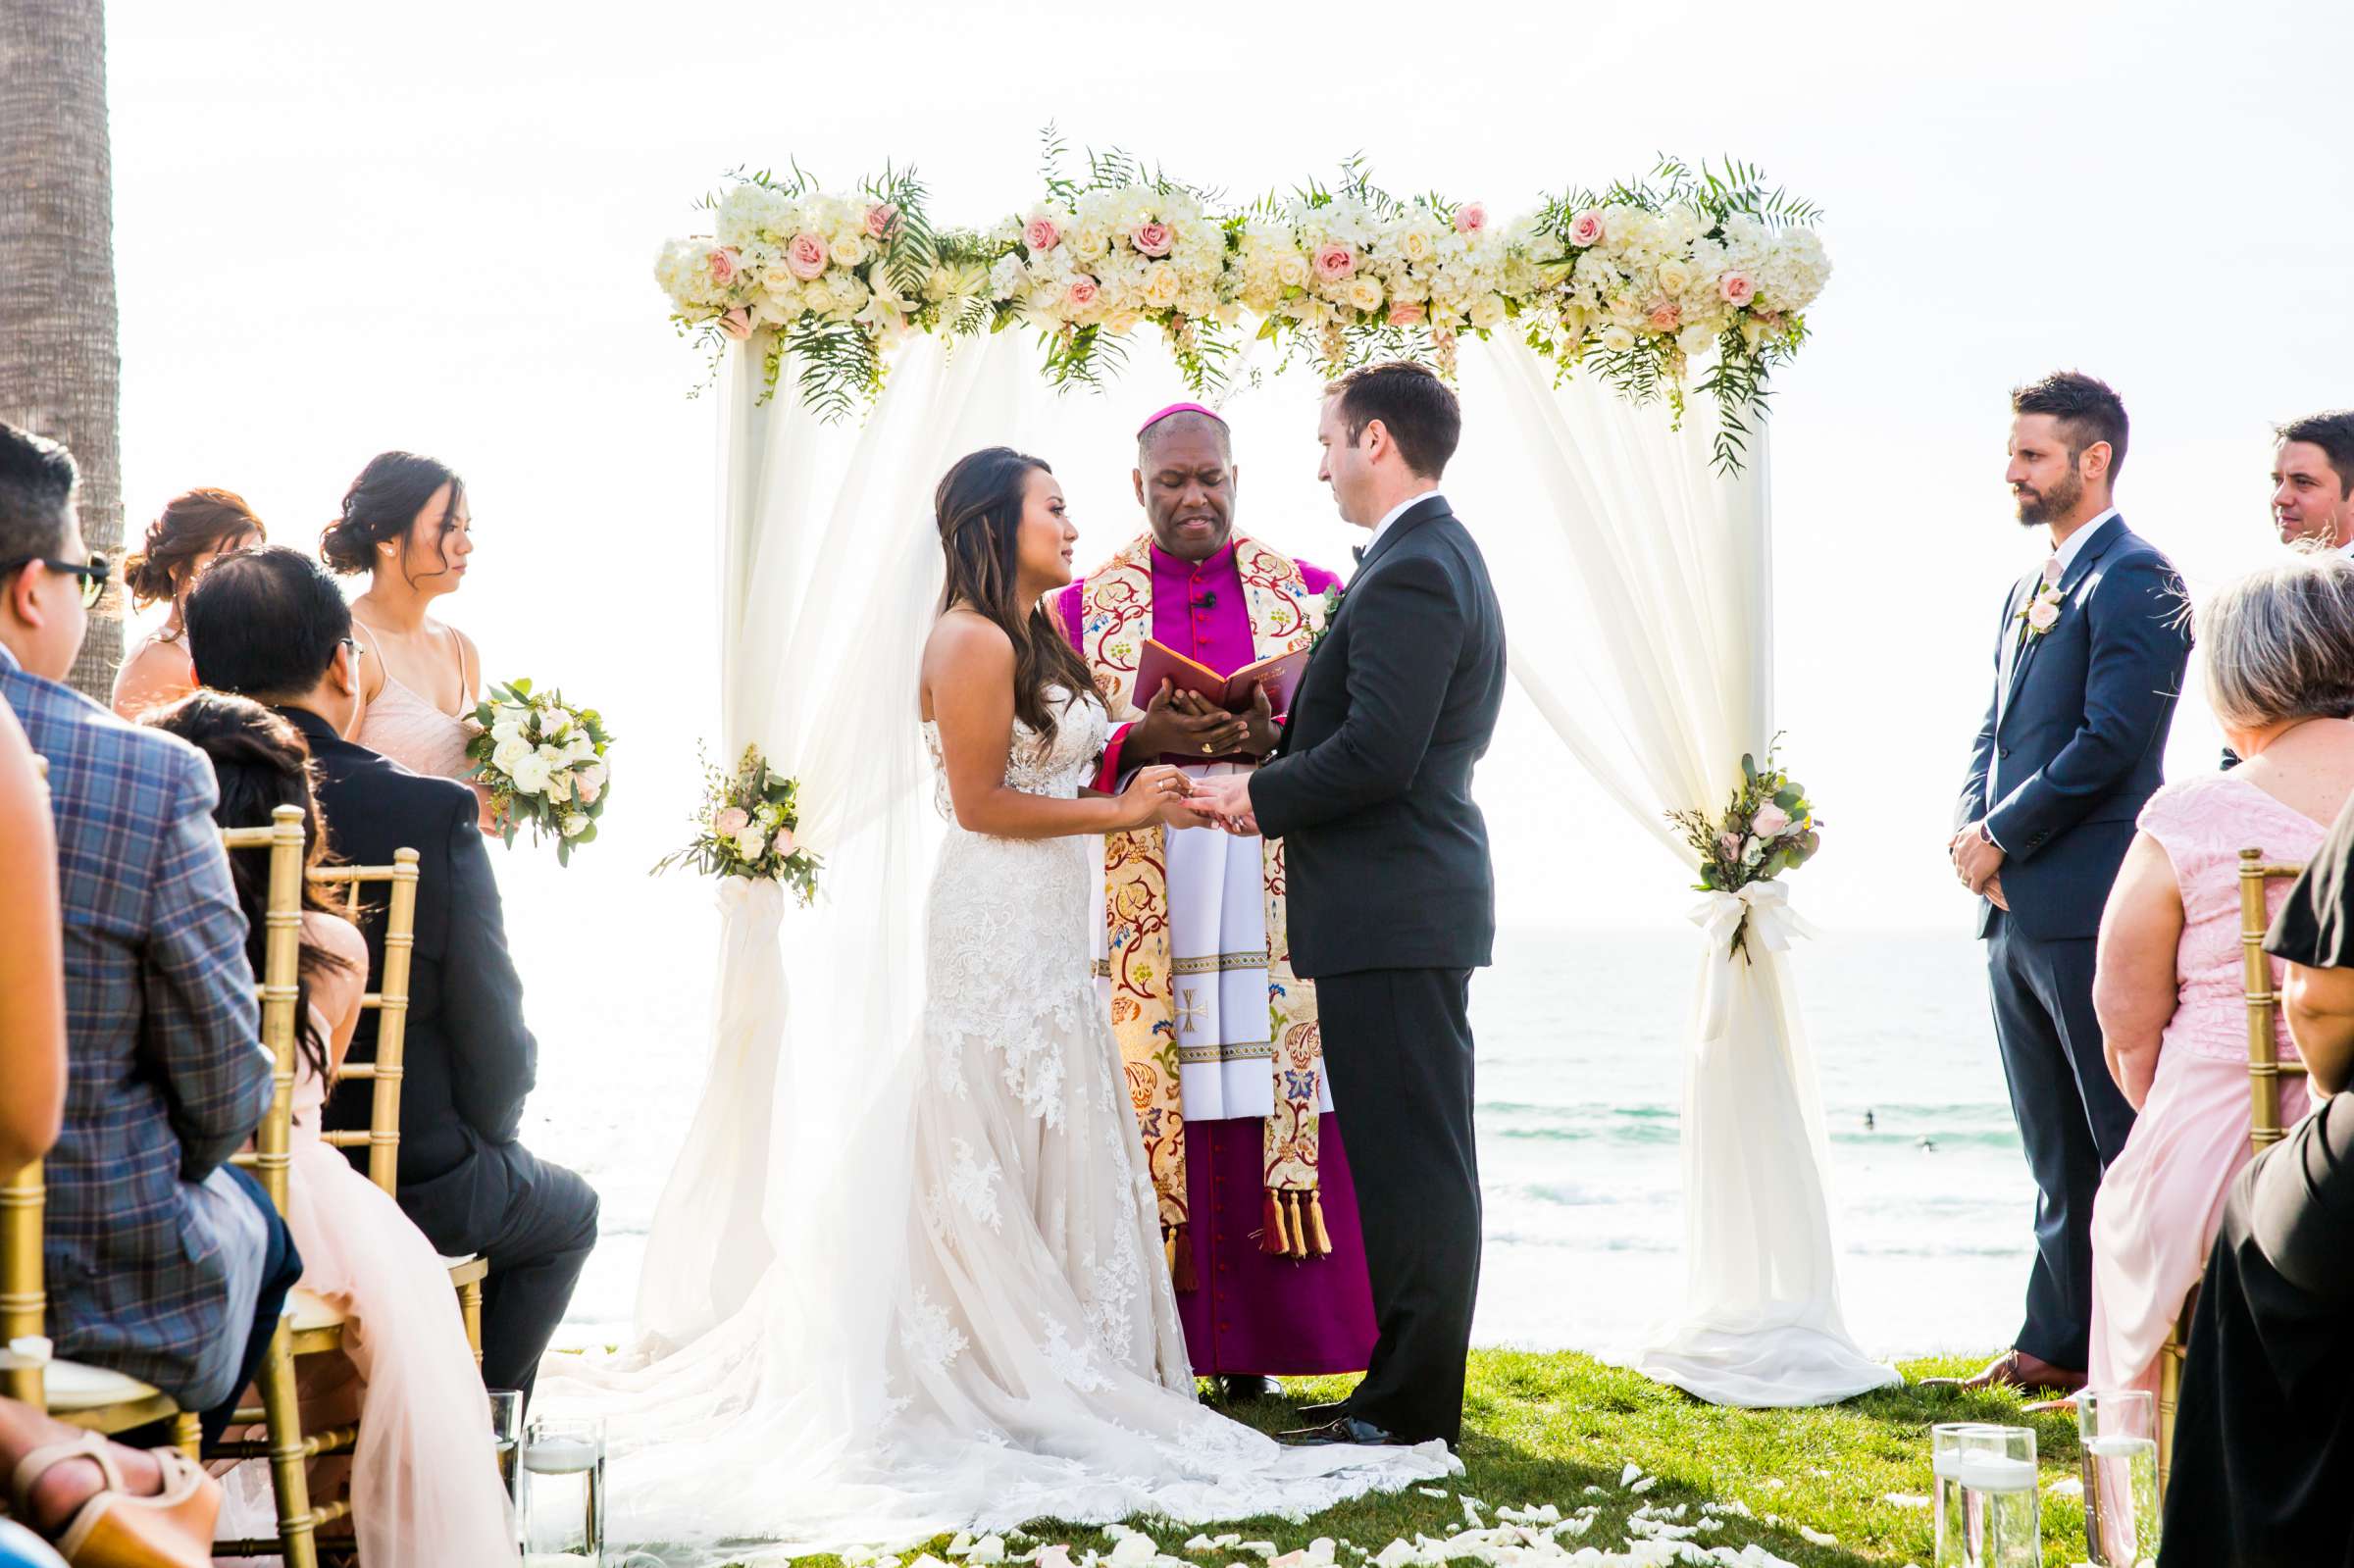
[924, 607, 1014, 665]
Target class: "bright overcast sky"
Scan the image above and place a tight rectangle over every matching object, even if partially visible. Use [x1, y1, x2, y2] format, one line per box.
[103, 0, 2354, 933]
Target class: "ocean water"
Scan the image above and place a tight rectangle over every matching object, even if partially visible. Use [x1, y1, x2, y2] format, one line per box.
[516, 883, 2032, 1362]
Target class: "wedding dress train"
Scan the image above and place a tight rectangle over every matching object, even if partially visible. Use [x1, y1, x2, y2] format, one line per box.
[538, 690, 1456, 1563]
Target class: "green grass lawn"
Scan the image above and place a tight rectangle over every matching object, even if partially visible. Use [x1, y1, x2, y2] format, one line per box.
[733, 1348, 2093, 1568]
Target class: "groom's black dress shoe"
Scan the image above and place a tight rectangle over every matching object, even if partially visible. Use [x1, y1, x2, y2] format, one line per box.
[1217, 1374, 1284, 1402]
[1277, 1415, 1412, 1447]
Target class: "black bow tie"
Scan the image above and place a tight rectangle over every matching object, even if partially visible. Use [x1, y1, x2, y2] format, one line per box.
[1351, 544, 1366, 566]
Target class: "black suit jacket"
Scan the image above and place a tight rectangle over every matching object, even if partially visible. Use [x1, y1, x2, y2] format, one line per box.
[279, 707, 537, 1190]
[1251, 495, 1507, 978]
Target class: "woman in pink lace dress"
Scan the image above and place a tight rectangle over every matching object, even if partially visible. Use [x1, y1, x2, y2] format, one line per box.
[146, 692, 517, 1566]
[2088, 556, 2354, 1399]
[319, 451, 493, 828]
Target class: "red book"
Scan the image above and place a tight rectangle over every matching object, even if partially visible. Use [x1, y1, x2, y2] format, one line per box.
[1136, 638, 1311, 716]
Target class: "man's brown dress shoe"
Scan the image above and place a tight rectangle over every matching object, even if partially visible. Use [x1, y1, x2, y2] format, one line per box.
[1924, 1347, 2086, 1393]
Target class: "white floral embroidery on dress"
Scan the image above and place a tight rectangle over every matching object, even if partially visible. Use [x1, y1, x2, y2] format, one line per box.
[947, 1138, 1005, 1232]
[899, 1287, 970, 1375]
[1038, 1316, 1113, 1393]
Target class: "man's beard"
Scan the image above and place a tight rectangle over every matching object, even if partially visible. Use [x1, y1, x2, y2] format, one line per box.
[2016, 467, 2083, 527]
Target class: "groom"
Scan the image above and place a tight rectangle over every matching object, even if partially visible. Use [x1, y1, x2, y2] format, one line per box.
[1949, 371, 2189, 1392]
[1193, 361, 1506, 1447]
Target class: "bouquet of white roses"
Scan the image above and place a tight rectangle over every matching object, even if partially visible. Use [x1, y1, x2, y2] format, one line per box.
[465, 679, 612, 866]
[1665, 739, 1821, 961]
[652, 743, 821, 905]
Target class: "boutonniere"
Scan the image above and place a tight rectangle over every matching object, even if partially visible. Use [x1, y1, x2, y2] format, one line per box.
[2018, 560, 2065, 639]
[1309, 582, 1345, 650]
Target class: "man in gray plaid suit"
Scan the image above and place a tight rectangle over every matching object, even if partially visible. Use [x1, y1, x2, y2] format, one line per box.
[0, 423, 297, 1432]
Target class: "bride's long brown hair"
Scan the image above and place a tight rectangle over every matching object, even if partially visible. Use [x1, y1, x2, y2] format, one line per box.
[935, 447, 1100, 743]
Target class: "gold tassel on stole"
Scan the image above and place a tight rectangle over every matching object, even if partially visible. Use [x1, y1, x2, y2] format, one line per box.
[1306, 1193, 1333, 1256]
[1259, 1190, 1291, 1256]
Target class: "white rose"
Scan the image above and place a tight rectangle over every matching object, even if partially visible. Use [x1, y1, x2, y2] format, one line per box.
[1600, 325, 1637, 353]
[1657, 260, 1694, 294]
[1143, 263, 1184, 308]
[560, 814, 590, 838]
[1345, 276, 1384, 313]
[829, 235, 864, 269]
[508, 753, 554, 797]
[733, 825, 770, 862]
[1274, 252, 1310, 289]
[491, 735, 532, 774]
[543, 768, 575, 804]
[1396, 227, 1436, 265]
[566, 732, 598, 763]
[1467, 293, 1507, 330]
[1677, 323, 1716, 357]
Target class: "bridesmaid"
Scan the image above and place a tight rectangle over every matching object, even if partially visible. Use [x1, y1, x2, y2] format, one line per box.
[111, 488, 265, 720]
[319, 452, 493, 827]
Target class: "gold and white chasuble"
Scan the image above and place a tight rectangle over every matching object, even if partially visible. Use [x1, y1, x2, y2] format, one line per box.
[1075, 533, 1334, 1289]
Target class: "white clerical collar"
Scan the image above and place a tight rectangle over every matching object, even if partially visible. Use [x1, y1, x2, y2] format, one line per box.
[1367, 489, 1443, 552]
[2048, 507, 2117, 575]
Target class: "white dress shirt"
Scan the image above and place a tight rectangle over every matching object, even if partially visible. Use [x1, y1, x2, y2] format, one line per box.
[1364, 488, 1444, 555]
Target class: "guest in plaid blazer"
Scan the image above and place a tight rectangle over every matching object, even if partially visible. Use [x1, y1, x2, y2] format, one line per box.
[0, 423, 296, 1427]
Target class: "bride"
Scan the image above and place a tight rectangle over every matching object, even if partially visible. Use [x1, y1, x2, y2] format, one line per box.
[540, 446, 1456, 1563]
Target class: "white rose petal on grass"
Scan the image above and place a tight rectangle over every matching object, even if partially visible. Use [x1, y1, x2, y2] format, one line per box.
[969, 1537, 1006, 1564]
[1107, 1535, 1158, 1568]
[1798, 1527, 1838, 1546]
[1415, 1488, 1448, 1499]
[1630, 1475, 1659, 1494]
[1884, 1492, 1932, 1509]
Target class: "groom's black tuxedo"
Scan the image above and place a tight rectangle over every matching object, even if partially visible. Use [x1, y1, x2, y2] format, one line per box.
[1253, 493, 1505, 1446]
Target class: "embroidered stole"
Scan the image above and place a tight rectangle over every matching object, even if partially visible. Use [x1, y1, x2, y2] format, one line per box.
[1078, 532, 1333, 1287]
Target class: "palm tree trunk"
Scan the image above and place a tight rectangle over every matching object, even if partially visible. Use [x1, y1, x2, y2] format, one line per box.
[0, 0, 122, 701]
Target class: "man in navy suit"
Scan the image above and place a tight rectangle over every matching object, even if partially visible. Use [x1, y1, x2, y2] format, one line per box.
[1948, 372, 2190, 1391]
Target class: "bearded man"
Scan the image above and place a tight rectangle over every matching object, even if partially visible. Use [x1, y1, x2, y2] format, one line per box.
[1052, 402, 1374, 1403]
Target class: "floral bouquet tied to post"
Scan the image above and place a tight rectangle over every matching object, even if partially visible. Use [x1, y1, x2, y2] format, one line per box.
[466, 679, 612, 866]
[1668, 740, 1821, 961]
[654, 743, 822, 906]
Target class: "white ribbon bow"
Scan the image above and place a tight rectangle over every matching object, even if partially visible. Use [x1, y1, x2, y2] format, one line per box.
[1688, 880, 1817, 1041]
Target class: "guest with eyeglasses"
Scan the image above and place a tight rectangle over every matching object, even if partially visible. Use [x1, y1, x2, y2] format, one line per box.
[0, 419, 301, 1448]
[110, 488, 265, 722]
[321, 451, 494, 828]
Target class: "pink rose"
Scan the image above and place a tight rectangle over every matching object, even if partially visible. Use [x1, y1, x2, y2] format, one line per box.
[1718, 272, 1756, 307]
[718, 307, 753, 341]
[1313, 242, 1356, 281]
[866, 203, 896, 239]
[707, 247, 740, 286]
[785, 232, 829, 281]
[1716, 831, 1742, 861]
[1023, 215, 1061, 252]
[1567, 209, 1605, 247]
[714, 806, 750, 836]
[2026, 598, 2061, 632]
[772, 827, 797, 858]
[1454, 202, 1489, 235]
[1387, 301, 1426, 328]
[1647, 301, 1681, 331]
[1065, 276, 1100, 309]
[577, 776, 603, 806]
[1753, 802, 1793, 838]
[1132, 221, 1174, 258]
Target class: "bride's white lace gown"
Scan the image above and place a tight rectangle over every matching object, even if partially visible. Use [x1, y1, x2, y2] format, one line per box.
[541, 690, 1456, 1563]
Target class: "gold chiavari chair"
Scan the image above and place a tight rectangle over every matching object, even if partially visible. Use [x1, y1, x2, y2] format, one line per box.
[0, 756, 200, 1457]
[216, 804, 326, 1566]
[307, 855, 490, 1363]
[2155, 846, 2312, 1496]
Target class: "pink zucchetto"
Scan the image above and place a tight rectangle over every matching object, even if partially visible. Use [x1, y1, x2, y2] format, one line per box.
[1136, 401, 1227, 437]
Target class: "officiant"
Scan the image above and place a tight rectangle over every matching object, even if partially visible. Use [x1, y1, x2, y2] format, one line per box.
[1052, 402, 1376, 1401]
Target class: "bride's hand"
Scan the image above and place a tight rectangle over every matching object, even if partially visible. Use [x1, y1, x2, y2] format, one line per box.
[1118, 765, 1194, 829]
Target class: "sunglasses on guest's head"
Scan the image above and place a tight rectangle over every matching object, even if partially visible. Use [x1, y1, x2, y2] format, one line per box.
[0, 551, 114, 609]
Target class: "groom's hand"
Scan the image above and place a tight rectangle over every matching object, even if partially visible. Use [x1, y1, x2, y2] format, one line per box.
[1952, 820, 2006, 895]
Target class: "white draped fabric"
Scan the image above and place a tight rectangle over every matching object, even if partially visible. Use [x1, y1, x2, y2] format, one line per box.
[1457, 336, 1896, 1407]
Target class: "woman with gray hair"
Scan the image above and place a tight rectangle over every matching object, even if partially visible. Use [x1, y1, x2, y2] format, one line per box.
[2084, 553, 2354, 1406]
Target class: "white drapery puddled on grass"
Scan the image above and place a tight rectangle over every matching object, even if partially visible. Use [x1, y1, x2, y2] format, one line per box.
[1457, 336, 1895, 1407]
